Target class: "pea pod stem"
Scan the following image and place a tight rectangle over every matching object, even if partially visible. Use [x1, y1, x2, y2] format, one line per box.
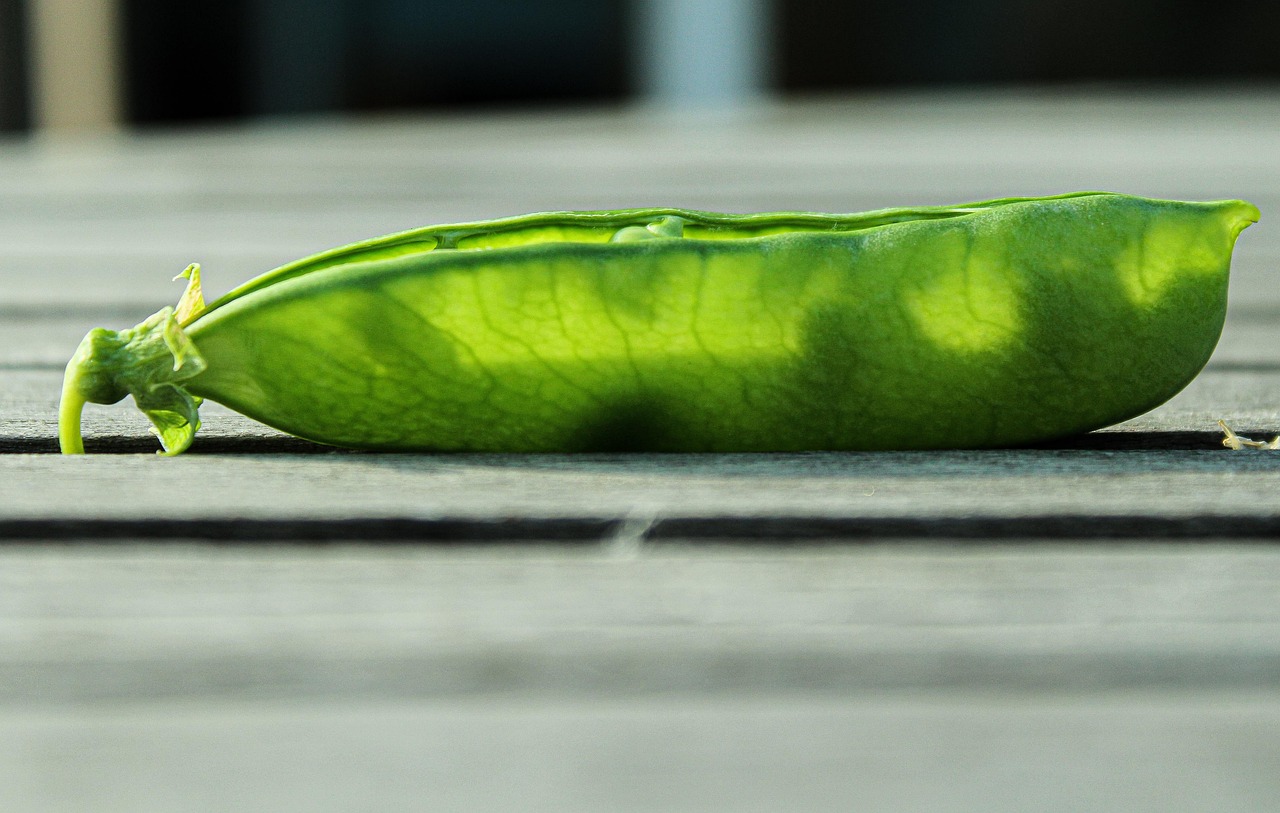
[57, 368, 87, 455]
[58, 303, 207, 455]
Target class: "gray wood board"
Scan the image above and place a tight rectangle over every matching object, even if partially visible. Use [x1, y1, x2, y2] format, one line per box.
[5, 438, 1280, 540]
[4, 543, 1279, 813]
[3, 544, 1279, 702]
[4, 690, 1277, 813]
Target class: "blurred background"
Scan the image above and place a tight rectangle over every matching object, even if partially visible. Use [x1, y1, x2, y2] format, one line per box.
[3, 0, 1279, 133]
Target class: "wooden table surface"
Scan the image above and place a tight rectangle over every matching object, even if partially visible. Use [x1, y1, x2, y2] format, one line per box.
[3, 89, 1280, 812]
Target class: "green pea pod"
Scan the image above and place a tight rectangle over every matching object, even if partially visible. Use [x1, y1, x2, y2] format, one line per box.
[59, 192, 1257, 455]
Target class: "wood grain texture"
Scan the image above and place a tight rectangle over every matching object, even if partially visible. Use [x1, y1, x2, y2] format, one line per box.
[3, 544, 1279, 701]
[2, 544, 1278, 811]
[3, 692, 1277, 813]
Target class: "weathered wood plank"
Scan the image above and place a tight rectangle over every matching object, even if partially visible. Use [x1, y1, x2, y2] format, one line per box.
[2, 544, 1278, 701]
[6, 448, 1280, 536]
[3, 691, 1277, 813]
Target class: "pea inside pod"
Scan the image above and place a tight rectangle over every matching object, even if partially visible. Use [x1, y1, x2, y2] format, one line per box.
[58, 192, 1257, 455]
